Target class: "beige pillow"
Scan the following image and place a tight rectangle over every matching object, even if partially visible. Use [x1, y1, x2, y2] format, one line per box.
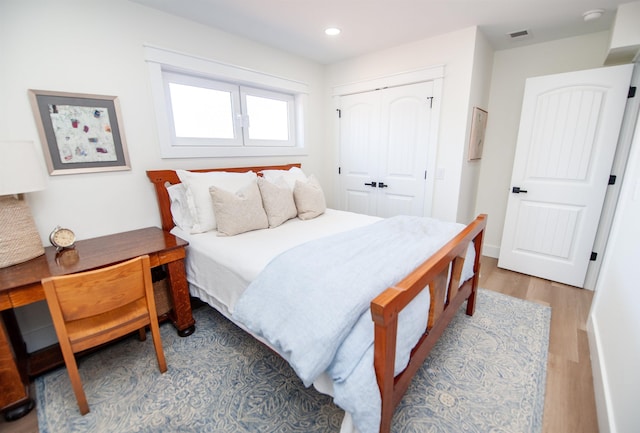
[209, 181, 268, 236]
[293, 175, 326, 220]
[177, 170, 257, 233]
[257, 176, 297, 228]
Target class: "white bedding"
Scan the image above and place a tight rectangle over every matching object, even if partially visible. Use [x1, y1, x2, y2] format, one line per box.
[233, 215, 475, 433]
[171, 208, 380, 315]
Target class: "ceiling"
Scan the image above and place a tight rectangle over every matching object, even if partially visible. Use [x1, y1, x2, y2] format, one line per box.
[131, 0, 625, 64]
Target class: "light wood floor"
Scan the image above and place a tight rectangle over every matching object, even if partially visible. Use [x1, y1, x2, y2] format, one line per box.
[478, 257, 598, 433]
[1, 256, 598, 433]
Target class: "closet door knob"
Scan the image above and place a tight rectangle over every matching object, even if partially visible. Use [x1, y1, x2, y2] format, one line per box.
[364, 182, 377, 187]
[378, 182, 388, 188]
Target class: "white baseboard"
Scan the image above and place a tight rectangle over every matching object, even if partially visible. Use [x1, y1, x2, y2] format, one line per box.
[587, 315, 614, 433]
[482, 243, 500, 259]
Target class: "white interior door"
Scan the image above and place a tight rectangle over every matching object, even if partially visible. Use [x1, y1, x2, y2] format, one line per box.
[498, 64, 633, 287]
[339, 81, 433, 217]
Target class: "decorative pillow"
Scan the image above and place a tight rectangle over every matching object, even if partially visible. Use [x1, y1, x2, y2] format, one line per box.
[166, 182, 193, 232]
[257, 176, 297, 228]
[176, 170, 257, 233]
[293, 175, 326, 220]
[209, 181, 268, 236]
[261, 167, 307, 191]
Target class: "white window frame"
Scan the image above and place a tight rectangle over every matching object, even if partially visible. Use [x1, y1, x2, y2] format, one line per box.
[145, 45, 308, 158]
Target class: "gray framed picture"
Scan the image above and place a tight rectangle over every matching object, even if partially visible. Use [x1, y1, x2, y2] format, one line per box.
[29, 89, 131, 175]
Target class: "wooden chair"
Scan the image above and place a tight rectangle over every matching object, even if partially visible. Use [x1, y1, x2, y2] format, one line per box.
[42, 255, 167, 415]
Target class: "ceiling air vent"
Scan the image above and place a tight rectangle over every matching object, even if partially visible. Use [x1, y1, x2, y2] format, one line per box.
[508, 29, 530, 40]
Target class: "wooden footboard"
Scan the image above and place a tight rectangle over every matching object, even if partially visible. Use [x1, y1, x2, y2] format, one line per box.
[371, 214, 487, 433]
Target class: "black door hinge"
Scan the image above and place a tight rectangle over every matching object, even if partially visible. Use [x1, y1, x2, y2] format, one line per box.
[427, 97, 434, 108]
[336, 109, 342, 118]
[629, 86, 636, 98]
[609, 174, 616, 185]
[338, 167, 341, 174]
[590, 252, 598, 261]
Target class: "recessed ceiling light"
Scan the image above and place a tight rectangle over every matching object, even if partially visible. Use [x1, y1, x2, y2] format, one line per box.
[325, 27, 341, 36]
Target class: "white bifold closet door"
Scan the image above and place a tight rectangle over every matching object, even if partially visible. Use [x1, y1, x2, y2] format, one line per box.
[338, 81, 435, 218]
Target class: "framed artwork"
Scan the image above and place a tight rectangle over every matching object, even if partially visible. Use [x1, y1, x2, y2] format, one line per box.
[29, 89, 130, 175]
[468, 107, 488, 161]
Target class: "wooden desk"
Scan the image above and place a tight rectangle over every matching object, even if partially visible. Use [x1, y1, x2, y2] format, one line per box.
[0, 227, 195, 420]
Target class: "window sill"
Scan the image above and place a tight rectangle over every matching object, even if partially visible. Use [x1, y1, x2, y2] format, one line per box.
[159, 145, 308, 159]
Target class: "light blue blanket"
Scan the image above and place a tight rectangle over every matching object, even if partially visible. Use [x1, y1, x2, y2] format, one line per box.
[233, 215, 474, 433]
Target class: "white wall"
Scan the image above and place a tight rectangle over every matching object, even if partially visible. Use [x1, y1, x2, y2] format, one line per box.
[0, 0, 326, 350]
[474, 32, 611, 257]
[1, 0, 326, 242]
[324, 27, 482, 222]
[606, 1, 640, 64]
[457, 30, 494, 223]
[588, 106, 640, 433]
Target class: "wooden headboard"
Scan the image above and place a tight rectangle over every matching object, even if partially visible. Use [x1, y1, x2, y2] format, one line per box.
[146, 163, 302, 232]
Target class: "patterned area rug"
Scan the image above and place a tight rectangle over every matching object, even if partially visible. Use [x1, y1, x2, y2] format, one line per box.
[36, 289, 550, 433]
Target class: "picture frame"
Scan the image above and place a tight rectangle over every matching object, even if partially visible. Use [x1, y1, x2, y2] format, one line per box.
[29, 89, 131, 175]
[468, 106, 488, 161]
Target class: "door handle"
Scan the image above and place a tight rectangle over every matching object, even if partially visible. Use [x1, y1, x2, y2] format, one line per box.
[378, 182, 388, 188]
[364, 182, 377, 187]
[512, 186, 528, 194]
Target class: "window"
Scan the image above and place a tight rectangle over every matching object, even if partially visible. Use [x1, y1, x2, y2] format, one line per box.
[242, 87, 294, 144]
[164, 72, 296, 149]
[145, 45, 307, 158]
[168, 79, 239, 142]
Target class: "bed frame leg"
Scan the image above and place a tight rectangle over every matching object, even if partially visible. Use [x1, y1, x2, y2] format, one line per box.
[379, 411, 392, 433]
[466, 221, 485, 317]
[466, 285, 477, 316]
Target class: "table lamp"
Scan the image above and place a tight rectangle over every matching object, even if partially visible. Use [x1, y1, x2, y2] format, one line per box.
[0, 140, 47, 268]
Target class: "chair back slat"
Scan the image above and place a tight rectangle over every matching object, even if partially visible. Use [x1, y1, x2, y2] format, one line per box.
[48, 259, 148, 322]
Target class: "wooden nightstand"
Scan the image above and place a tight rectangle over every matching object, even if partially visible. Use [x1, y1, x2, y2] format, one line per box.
[0, 227, 194, 421]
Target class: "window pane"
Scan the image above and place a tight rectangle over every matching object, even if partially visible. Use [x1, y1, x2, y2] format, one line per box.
[169, 83, 234, 139]
[245, 95, 289, 140]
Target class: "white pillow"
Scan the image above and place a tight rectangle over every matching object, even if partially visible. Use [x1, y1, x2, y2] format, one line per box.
[209, 181, 268, 236]
[177, 170, 257, 233]
[166, 182, 193, 232]
[293, 175, 326, 220]
[261, 167, 307, 191]
[257, 176, 297, 228]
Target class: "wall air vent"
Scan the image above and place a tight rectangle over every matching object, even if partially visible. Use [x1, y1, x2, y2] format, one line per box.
[508, 29, 530, 40]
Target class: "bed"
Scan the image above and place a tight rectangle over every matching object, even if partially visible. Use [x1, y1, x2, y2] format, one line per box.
[146, 163, 487, 433]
